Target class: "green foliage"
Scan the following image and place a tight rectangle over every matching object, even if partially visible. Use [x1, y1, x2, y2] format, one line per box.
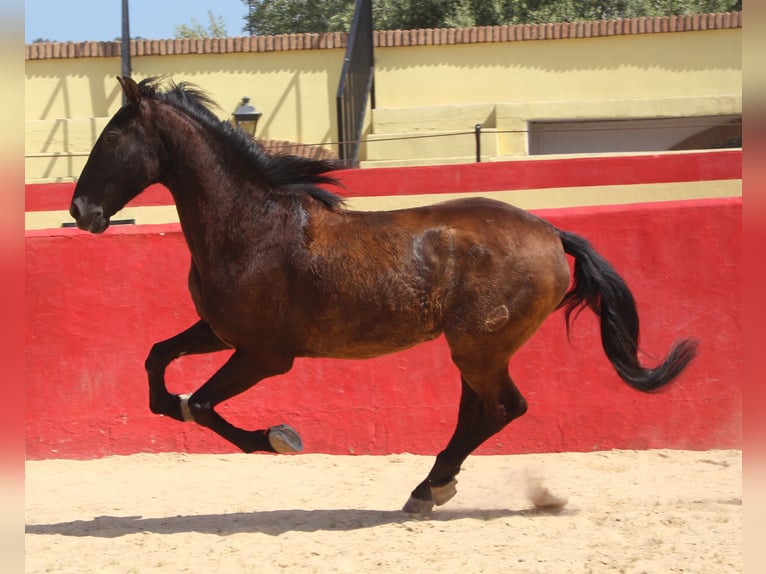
[175, 10, 228, 39]
[490, 0, 744, 25]
[241, 0, 741, 35]
[242, 0, 354, 35]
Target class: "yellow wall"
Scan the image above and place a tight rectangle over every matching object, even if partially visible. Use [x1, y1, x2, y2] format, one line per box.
[25, 49, 346, 181]
[374, 30, 741, 107]
[25, 27, 741, 181]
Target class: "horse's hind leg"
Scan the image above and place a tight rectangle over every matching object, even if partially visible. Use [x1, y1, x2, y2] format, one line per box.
[403, 365, 527, 515]
[402, 378, 484, 514]
[145, 320, 230, 422]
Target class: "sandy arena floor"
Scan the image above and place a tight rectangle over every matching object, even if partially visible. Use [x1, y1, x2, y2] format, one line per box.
[25, 449, 741, 573]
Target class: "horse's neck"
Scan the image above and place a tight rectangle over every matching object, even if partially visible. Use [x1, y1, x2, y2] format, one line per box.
[160, 113, 237, 201]
[157, 113, 262, 262]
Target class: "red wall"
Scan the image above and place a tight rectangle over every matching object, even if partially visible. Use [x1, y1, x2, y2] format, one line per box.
[25, 149, 741, 211]
[25, 153, 742, 460]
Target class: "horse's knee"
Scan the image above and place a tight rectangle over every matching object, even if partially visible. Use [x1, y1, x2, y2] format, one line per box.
[146, 346, 179, 417]
[144, 344, 167, 375]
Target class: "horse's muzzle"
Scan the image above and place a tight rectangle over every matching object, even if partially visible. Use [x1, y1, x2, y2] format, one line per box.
[69, 197, 110, 233]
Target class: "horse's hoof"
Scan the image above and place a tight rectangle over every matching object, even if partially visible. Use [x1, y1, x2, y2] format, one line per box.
[268, 424, 303, 453]
[402, 495, 434, 516]
[432, 479, 458, 506]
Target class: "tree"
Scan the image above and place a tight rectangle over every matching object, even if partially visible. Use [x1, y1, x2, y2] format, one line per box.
[175, 10, 228, 39]
[242, 0, 353, 35]
[241, 0, 741, 35]
[495, 0, 743, 24]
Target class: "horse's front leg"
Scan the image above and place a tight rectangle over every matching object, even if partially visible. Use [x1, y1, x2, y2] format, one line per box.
[185, 350, 303, 453]
[144, 320, 230, 422]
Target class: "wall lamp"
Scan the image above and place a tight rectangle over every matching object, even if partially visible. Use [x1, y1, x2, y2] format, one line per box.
[232, 96, 262, 137]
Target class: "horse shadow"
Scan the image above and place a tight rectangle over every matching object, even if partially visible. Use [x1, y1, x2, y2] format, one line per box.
[26, 505, 573, 538]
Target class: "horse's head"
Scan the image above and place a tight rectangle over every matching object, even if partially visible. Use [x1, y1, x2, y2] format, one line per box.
[69, 76, 164, 233]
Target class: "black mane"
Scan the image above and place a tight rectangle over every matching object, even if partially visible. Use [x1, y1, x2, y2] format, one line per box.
[135, 77, 346, 210]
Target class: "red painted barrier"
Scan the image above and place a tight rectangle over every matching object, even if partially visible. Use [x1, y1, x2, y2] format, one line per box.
[25, 196, 741, 460]
[25, 149, 741, 211]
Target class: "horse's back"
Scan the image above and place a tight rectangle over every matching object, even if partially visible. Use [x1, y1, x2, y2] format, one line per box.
[394, 195, 536, 219]
[404, 196, 566, 264]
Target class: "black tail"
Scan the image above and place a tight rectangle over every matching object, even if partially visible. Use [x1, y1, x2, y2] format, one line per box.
[557, 230, 697, 392]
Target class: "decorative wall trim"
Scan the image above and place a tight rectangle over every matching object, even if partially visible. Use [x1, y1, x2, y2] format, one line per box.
[26, 11, 741, 60]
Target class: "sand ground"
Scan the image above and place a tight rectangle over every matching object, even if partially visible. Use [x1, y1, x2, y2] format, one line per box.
[25, 449, 741, 573]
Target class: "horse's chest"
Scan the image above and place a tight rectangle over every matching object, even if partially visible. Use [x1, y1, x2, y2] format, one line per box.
[187, 264, 272, 331]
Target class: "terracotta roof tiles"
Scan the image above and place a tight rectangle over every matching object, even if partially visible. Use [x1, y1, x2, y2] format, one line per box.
[26, 11, 741, 60]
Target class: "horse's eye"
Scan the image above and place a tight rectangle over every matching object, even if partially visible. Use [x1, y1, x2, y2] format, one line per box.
[105, 130, 120, 144]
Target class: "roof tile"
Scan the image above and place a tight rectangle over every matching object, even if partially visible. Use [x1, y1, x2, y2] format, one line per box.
[26, 12, 742, 60]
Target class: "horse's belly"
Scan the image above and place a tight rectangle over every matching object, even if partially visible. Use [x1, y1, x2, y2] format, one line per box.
[300, 330, 438, 360]
[297, 304, 443, 359]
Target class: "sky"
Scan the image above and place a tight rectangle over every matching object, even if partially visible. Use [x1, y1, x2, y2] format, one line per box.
[25, 0, 249, 43]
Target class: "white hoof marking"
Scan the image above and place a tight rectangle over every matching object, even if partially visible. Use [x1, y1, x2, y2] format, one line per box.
[178, 393, 194, 422]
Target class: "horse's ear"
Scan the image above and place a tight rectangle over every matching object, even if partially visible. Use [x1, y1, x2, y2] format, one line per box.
[117, 76, 141, 106]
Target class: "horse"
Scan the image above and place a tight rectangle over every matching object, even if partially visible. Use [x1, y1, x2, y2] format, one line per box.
[69, 76, 697, 515]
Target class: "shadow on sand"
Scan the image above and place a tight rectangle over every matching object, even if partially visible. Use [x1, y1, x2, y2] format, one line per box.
[26, 505, 573, 538]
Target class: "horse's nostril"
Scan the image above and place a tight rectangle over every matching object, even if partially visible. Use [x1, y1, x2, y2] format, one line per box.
[69, 202, 81, 221]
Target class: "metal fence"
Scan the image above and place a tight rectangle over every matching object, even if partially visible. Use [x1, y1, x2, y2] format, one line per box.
[336, 0, 375, 166]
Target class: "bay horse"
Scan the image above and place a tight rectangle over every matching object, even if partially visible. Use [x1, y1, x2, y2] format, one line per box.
[70, 77, 697, 515]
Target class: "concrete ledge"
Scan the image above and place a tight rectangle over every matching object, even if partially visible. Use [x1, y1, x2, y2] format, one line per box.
[372, 104, 497, 134]
[365, 128, 499, 161]
[365, 96, 741, 164]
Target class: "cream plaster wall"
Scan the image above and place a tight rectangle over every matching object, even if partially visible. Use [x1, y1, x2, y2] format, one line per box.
[25, 28, 741, 181]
